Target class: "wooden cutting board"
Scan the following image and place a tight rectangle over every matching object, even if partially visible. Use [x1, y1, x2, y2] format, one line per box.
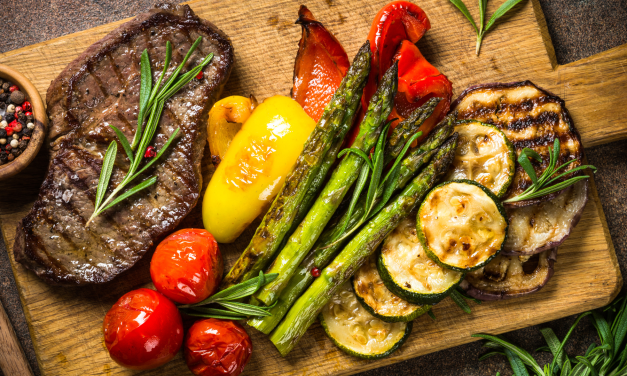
[0, 0, 625, 375]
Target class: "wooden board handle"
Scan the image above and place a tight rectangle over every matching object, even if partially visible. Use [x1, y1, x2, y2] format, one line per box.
[555, 43, 627, 148]
[0, 302, 34, 376]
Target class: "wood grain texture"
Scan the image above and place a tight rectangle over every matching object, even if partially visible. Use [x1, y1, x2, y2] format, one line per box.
[0, 302, 34, 376]
[0, 0, 624, 375]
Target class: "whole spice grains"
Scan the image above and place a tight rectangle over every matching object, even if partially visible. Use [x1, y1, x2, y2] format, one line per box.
[0, 78, 34, 166]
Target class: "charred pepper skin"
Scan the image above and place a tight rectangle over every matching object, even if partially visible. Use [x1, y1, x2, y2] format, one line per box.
[220, 43, 372, 289]
[269, 133, 458, 356]
[248, 108, 454, 334]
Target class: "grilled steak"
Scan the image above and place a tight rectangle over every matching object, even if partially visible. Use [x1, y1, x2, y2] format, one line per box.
[13, 3, 234, 285]
[452, 81, 584, 207]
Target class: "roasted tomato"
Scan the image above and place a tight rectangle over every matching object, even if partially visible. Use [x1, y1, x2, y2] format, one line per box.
[151, 229, 223, 304]
[185, 319, 253, 376]
[103, 288, 183, 370]
[291, 5, 349, 122]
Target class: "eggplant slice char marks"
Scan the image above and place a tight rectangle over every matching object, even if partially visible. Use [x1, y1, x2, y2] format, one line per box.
[504, 179, 588, 256]
[461, 248, 557, 300]
[452, 81, 584, 208]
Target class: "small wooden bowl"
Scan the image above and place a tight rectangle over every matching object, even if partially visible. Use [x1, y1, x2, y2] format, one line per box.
[0, 64, 47, 180]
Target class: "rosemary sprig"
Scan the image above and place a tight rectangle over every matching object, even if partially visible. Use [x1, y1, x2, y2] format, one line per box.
[449, 0, 526, 55]
[179, 271, 279, 320]
[322, 126, 423, 249]
[86, 37, 214, 226]
[503, 139, 596, 204]
[472, 293, 627, 376]
[451, 287, 482, 314]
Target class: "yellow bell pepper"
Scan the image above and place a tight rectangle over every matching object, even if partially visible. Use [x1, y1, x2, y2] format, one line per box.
[207, 95, 257, 164]
[203, 95, 316, 243]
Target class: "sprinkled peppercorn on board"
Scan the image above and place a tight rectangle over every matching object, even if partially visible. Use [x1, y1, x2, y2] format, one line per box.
[0, 0, 625, 375]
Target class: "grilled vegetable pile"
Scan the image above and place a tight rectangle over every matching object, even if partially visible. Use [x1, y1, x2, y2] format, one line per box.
[200, 4, 595, 364]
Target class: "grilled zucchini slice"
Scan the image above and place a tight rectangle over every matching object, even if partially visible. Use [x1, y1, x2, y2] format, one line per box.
[445, 120, 515, 197]
[377, 217, 463, 305]
[417, 180, 508, 272]
[353, 254, 430, 322]
[320, 282, 412, 359]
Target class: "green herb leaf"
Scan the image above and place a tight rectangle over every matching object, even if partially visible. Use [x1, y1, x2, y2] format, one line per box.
[100, 176, 157, 212]
[484, 0, 525, 32]
[218, 301, 273, 317]
[451, 289, 472, 314]
[189, 273, 278, 307]
[183, 311, 247, 321]
[190, 307, 248, 318]
[128, 128, 180, 182]
[109, 124, 134, 162]
[94, 141, 117, 211]
[504, 348, 531, 376]
[338, 148, 374, 171]
[472, 334, 544, 375]
[479, 351, 505, 361]
[449, 0, 478, 33]
[146, 41, 172, 115]
[334, 164, 370, 241]
[427, 309, 437, 321]
[518, 148, 541, 185]
[540, 327, 565, 370]
[576, 356, 600, 376]
[479, 0, 487, 32]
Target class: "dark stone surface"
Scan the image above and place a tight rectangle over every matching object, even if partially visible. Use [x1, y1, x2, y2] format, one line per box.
[0, 1, 625, 376]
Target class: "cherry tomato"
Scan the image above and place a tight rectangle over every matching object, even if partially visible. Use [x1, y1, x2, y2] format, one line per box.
[185, 319, 253, 376]
[151, 229, 223, 304]
[102, 288, 183, 370]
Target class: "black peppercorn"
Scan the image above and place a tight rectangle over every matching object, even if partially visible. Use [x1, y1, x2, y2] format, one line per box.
[0, 153, 6, 162]
[18, 112, 26, 122]
[0, 129, 6, 138]
[0, 93, 7, 102]
[4, 113, 14, 123]
[11, 148, 21, 157]
[23, 128, 32, 136]
[1, 82, 9, 91]
[18, 140, 28, 149]
[0, 78, 4, 86]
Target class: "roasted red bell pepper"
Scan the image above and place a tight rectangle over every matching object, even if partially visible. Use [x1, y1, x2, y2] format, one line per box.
[392, 40, 452, 141]
[348, 1, 452, 145]
[291, 5, 349, 122]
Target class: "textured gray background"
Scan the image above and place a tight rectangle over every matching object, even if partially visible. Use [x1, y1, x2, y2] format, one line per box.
[0, 0, 626, 375]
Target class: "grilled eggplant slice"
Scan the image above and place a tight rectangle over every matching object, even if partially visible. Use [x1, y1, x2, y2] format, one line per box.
[452, 81, 584, 207]
[461, 249, 557, 300]
[445, 120, 515, 197]
[320, 281, 412, 359]
[353, 254, 430, 322]
[377, 217, 463, 305]
[417, 180, 508, 272]
[504, 179, 588, 256]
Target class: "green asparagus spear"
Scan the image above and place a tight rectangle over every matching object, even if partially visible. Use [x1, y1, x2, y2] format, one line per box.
[269, 134, 458, 356]
[248, 114, 455, 334]
[220, 43, 372, 288]
[280, 73, 366, 250]
[255, 63, 399, 306]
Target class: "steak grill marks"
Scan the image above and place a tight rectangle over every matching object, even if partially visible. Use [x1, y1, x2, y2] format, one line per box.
[452, 81, 584, 207]
[14, 4, 233, 285]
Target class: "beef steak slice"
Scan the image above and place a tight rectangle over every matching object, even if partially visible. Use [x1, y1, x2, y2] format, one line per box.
[13, 3, 234, 285]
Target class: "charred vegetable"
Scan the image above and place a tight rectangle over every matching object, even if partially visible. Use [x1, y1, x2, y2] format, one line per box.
[319, 281, 413, 359]
[444, 120, 515, 197]
[504, 179, 588, 256]
[452, 81, 584, 207]
[270, 135, 457, 356]
[378, 217, 464, 305]
[221, 42, 371, 288]
[417, 180, 508, 272]
[461, 249, 557, 301]
[353, 254, 430, 322]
